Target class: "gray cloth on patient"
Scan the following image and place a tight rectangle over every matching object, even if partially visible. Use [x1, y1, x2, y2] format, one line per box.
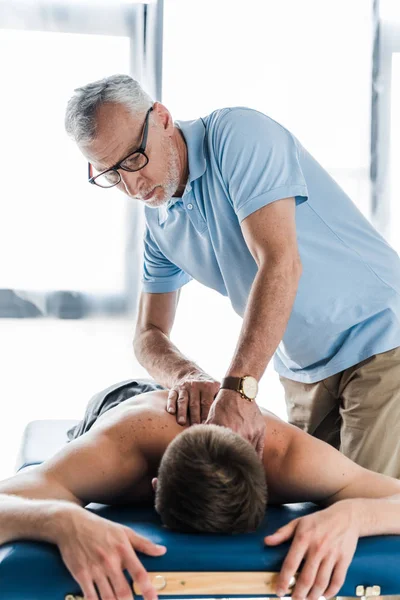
[67, 378, 166, 441]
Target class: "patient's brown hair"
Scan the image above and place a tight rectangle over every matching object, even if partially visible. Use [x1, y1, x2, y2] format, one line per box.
[155, 424, 267, 534]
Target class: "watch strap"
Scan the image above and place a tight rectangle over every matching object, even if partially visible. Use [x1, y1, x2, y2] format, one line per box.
[220, 376, 243, 394]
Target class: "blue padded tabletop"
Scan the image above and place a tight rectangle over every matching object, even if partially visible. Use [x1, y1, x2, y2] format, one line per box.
[1, 419, 400, 599]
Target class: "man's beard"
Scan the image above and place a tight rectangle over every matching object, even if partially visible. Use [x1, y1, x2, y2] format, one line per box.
[145, 138, 181, 208]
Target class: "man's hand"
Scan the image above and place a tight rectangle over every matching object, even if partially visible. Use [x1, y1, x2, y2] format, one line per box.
[204, 388, 266, 458]
[265, 500, 360, 600]
[55, 504, 166, 600]
[166, 372, 220, 425]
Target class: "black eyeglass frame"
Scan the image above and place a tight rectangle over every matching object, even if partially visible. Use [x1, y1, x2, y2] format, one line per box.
[88, 106, 154, 188]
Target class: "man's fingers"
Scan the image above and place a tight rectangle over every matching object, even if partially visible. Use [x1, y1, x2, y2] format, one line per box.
[167, 389, 178, 414]
[255, 433, 265, 459]
[176, 389, 189, 424]
[200, 390, 215, 422]
[167, 378, 220, 426]
[189, 389, 201, 425]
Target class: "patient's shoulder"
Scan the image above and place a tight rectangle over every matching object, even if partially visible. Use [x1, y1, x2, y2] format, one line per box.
[260, 407, 296, 471]
[89, 389, 186, 458]
[90, 389, 169, 430]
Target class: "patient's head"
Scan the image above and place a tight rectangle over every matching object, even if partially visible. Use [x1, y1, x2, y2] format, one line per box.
[154, 424, 267, 534]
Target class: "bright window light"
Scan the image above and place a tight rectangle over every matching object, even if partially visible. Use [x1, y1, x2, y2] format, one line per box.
[0, 29, 130, 293]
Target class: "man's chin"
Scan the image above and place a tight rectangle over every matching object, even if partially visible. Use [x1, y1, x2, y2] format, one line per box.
[144, 197, 168, 209]
[144, 187, 171, 208]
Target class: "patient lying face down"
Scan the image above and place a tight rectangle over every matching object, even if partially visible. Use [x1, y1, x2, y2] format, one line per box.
[1, 385, 400, 600]
[155, 424, 267, 533]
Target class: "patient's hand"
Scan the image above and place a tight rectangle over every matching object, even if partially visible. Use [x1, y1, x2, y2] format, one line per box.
[55, 504, 166, 600]
[166, 371, 220, 425]
[264, 500, 360, 600]
[205, 388, 266, 458]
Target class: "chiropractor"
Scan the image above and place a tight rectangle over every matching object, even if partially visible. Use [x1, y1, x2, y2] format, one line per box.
[65, 74, 400, 471]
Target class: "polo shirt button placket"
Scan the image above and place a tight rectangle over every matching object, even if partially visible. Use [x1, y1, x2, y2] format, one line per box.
[184, 198, 206, 233]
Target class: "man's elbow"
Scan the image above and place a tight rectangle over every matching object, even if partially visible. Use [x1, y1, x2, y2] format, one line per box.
[293, 255, 302, 280]
[282, 252, 302, 285]
[133, 326, 158, 362]
[133, 328, 145, 361]
[261, 252, 302, 283]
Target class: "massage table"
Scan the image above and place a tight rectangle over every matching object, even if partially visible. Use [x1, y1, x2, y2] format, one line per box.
[0, 420, 399, 599]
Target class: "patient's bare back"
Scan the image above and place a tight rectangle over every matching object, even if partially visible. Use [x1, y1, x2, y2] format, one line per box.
[0, 390, 182, 507]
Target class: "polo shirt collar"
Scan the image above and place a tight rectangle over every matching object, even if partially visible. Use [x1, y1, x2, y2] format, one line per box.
[158, 117, 206, 224]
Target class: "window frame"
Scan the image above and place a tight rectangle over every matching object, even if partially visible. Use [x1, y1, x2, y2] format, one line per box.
[0, 0, 163, 318]
[371, 0, 400, 239]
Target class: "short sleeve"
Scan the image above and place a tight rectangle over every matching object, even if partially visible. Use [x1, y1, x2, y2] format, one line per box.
[214, 108, 308, 223]
[141, 226, 192, 293]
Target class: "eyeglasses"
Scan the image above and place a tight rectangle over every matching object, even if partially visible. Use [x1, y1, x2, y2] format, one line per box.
[88, 106, 154, 188]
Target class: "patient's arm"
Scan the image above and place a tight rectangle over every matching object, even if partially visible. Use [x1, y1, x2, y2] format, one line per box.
[0, 418, 164, 600]
[0, 421, 148, 507]
[0, 414, 151, 547]
[264, 412, 400, 505]
[263, 414, 400, 600]
[0, 493, 77, 546]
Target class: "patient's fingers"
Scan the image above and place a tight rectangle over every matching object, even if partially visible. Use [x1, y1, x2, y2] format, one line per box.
[106, 564, 135, 600]
[125, 531, 166, 600]
[323, 558, 348, 599]
[264, 519, 299, 546]
[126, 528, 166, 556]
[77, 573, 100, 600]
[306, 555, 336, 600]
[274, 528, 306, 596]
[93, 571, 118, 600]
[124, 550, 158, 600]
[290, 552, 323, 600]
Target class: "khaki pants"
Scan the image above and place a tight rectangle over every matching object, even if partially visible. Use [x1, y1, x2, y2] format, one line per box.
[280, 346, 400, 478]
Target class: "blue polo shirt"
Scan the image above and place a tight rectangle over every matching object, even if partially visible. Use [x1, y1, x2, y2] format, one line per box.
[142, 107, 400, 383]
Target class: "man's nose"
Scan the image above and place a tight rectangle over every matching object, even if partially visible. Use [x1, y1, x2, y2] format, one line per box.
[119, 171, 140, 197]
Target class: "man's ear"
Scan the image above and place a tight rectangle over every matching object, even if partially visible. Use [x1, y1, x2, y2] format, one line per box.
[152, 477, 158, 492]
[153, 101, 173, 133]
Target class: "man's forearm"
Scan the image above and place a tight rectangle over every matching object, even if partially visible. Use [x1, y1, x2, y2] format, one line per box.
[0, 494, 76, 546]
[134, 327, 206, 389]
[226, 259, 301, 380]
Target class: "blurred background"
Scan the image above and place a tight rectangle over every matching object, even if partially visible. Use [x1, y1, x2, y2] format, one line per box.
[0, 0, 398, 478]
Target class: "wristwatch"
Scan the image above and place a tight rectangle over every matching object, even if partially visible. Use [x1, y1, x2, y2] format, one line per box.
[220, 375, 259, 402]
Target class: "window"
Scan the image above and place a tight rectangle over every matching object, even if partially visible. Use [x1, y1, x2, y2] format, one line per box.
[0, 0, 162, 317]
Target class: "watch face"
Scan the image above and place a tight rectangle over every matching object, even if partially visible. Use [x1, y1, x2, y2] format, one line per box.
[242, 376, 258, 399]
